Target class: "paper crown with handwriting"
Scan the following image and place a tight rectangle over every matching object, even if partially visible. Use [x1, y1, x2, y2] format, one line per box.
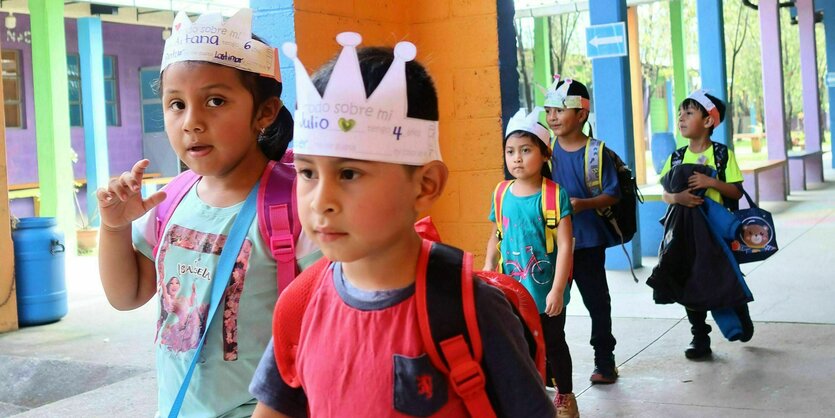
[543, 75, 590, 110]
[160, 8, 279, 80]
[282, 32, 441, 166]
[506, 107, 550, 148]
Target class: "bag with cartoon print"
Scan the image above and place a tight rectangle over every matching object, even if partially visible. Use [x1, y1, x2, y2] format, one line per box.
[729, 190, 778, 263]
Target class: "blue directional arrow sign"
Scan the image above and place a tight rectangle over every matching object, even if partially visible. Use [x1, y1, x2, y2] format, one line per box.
[586, 22, 627, 60]
[826, 72, 835, 88]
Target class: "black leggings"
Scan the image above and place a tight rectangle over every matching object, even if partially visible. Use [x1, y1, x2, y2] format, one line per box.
[541, 311, 573, 394]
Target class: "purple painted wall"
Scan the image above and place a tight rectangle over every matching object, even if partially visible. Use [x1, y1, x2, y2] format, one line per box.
[3, 13, 165, 217]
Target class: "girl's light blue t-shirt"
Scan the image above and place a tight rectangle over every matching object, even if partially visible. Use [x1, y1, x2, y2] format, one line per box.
[133, 184, 316, 418]
[489, 184, 573, 313]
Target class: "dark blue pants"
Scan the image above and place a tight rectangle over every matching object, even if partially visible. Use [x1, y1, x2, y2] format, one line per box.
[573, 246, 616, 366]
[541, 311, 572, 393]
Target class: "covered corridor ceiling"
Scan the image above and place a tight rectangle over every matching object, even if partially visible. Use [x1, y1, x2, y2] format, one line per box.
[515, 0, 672, 17]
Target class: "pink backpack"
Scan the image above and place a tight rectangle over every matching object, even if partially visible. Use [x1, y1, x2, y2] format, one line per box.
[152, 152, 300, 294]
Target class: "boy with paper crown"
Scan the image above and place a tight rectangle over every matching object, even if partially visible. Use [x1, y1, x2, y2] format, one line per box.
[483, 107, 578, 417]
[97, 9, 318, 417]
[544, 76, 622, 385]
[248, 33, 555, 418]
[655, 90, 751, 360]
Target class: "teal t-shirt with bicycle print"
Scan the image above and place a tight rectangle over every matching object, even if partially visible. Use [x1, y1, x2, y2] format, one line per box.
[489, 183, 573, 313]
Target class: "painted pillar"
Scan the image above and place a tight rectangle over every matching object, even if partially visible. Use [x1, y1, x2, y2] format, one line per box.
[78, 17, 109, 227]
[696, 0, 731, 146]
[627, 6, 646, 185]
[793, 0, 825, 186]
[754, 0, 789, 201]
[820, 0, 835, 165]
[252, 0, 297, 110]
[797, 0, 822, 153]
[28, 0, 76, 250]
[498, 0, 520, 132]
[589, 0, 641, 269]
[759, 0, 789, 161]
[0, 40, 18, 332]
[667, 79, 676, 131]
[669, 0, 688, 147]
[533, 17, 552, 110]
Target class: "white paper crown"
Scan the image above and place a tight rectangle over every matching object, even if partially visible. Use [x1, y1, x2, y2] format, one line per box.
[506, 107, 549, 148]
[543, 75, 590, 110]
[687, 89, 721, 128]
[282, 32, 441, 166]
[161, 8, 279, 80]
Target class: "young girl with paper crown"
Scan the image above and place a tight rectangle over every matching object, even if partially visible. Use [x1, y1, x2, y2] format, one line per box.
[546, 77, 623, 387]
[97, 9, 318, 417]
[248, 33, 555, 418]
[483, 108, 578, 418]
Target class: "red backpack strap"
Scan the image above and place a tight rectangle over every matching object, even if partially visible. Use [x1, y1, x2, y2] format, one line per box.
[257, 158, 299, 295]
[152, 170, 200, 258]
[272, 256, 330, 388]
[416, 239, 496, 418]
[475, 271, 546, 381]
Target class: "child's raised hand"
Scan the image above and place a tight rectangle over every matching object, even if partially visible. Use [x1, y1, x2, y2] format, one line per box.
[96, 159, 167, 231]
[545, 289, 564, 317]
[687, 172, 715, 191]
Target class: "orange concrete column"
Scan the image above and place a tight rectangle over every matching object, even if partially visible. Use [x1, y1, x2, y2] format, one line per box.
[0, 38, 19, 332]
[292, 0, 505, 261]
[627, 6, 647, 185]
[411, 1, 503, 261]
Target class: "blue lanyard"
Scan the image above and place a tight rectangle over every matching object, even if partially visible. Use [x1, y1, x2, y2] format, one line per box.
[168, 183, 259, 418]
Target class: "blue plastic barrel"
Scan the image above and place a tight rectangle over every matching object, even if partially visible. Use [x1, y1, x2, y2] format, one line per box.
[12, 217, 68, 326]
[651, 132, 677, 174]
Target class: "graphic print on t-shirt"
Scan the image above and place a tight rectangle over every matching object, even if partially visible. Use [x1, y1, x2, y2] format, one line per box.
[155, 224, 253, 360]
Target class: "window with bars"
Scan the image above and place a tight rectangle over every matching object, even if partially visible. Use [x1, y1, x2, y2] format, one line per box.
[3, 50, 24, 128]
[67, 54, 120, 126]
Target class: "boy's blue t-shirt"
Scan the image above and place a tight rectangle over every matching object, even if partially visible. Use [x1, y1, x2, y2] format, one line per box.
[550, 140, 621, 249]
[489, 184, 573, 312]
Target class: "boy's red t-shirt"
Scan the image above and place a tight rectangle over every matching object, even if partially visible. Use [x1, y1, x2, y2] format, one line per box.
[295, 265, 468, 417]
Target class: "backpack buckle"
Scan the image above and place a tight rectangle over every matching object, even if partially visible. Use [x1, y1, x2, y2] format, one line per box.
[270, 234, 295, 263]
[441, 335, 486, 399]
[448, 359, 486, 399]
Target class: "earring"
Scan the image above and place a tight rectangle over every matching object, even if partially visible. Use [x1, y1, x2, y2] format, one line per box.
[259, 127, 266, 137]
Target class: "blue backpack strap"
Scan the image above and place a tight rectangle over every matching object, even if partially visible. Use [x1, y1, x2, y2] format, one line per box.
[167, 183, 260, 418]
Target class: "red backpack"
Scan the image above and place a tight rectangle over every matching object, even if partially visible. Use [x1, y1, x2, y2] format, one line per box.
[152, 152, 301, 294]
[272, 218, 545, 418]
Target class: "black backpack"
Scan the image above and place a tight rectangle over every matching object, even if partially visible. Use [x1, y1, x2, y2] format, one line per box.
[670, 142, 739, 211]
[584, 137, 642, 281]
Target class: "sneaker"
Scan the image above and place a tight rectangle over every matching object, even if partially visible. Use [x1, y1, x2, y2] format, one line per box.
[684, 336, 712, 360]
[589, 364, 618, 384]
[554, 393, 580, 418]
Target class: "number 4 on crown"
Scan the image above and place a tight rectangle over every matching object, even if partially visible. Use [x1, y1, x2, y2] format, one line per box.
[393, 126, 403, 140]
